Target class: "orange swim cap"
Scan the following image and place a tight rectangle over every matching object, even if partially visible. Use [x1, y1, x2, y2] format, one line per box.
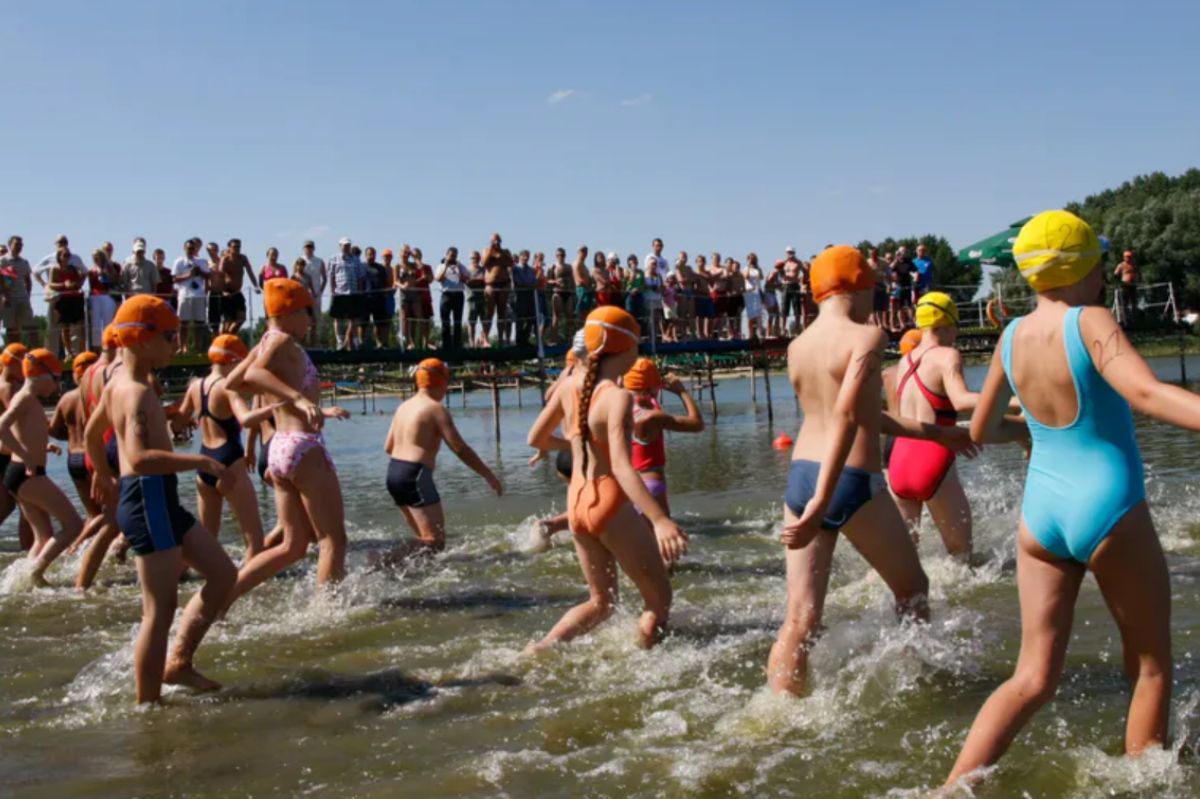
[810, 245, 875, 304]
[264, 278, 313, 318]
[72, 351, 99, 380]
[23, 348, 62, 379]
[1, 343, 28, 367]
[208, 334, 248, 365]
[113, 295, 180, 347]
[382, 249, 393, 258]
[583, 307, 640, 356]
[623, 357, 661, 392]
[415, 357, 449, 389]
[102, 324, 120, 351]
[898, 328, 923, 356]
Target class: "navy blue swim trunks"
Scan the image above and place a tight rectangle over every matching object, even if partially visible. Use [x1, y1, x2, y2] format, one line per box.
[67, 451, 89, 482]
[386, 459, 440, 508]
[785, 459, 886, 532]
[116, 474, 196, 556]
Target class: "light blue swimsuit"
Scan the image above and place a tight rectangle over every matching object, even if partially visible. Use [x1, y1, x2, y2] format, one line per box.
[1001, 307, 1145, 562]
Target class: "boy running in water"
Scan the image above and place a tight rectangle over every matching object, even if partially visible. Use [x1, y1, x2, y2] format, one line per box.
[87, 296, 236, 702]
[770, 245, 974, 695]
[52, 352, 101, 521]
[0, 350, 81, 585]
[375, 358, 502, 564]
[0, 343, 33, 550]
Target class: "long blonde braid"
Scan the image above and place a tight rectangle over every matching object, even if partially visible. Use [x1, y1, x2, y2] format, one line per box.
[577, 352, 602, 478]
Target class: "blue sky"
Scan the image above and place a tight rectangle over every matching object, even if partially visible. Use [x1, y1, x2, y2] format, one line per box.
[2, 0, 1197, 311]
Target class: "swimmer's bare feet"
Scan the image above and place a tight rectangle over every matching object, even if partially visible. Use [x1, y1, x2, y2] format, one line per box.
[163, 663, 222, 693]
[531, 521, 554, 553]
[30, 571, 50, 589]
[521, 640, 553, 657]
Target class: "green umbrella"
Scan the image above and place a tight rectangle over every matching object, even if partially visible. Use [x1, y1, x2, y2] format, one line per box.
[957, 217, 1031, 269]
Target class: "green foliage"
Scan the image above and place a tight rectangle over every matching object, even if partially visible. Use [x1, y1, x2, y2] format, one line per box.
[856, 234, 983, 292]
[1066, 169, 1200, 307]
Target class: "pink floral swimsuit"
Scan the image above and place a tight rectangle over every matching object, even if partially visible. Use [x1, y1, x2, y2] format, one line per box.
[260, 329, 335, 480]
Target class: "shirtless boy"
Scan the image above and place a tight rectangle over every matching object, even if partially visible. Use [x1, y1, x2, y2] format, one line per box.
[0, 343, 32, 549]
[769, 245, 974, 696]
[374, 358, 502, 565]
[87, 296, 236, 703]
[51, 352, 100, 521]
[0, 350, 81, 585]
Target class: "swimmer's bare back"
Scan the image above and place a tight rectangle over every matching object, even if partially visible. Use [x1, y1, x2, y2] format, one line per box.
[787, 313, 886, 471]
[386, 395, 449, 468]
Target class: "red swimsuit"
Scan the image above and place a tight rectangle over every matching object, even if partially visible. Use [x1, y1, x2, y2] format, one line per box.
[887, 351, 957, 502]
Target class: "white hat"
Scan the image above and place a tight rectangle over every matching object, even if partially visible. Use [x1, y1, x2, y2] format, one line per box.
[338, 237, 351, 246]
[606, 251, 619, 262]
[785, 246, 796, 254]
[132, 238, 146, 251]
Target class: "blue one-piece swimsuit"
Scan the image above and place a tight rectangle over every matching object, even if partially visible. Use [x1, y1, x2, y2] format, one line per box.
[1001, 307, 1145, 562]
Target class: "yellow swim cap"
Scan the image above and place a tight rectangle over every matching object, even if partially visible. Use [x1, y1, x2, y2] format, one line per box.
[915, 292, 959, 329]
[1013, 209, 1102, 292]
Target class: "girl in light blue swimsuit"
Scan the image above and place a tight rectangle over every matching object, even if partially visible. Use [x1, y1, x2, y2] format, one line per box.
[945, 210, 1200, 788]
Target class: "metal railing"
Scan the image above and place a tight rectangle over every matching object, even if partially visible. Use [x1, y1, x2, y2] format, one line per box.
[2, 279, 1184, 362]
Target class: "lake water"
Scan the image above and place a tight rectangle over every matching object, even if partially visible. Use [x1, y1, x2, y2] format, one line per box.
[3, 356, 1200, 798]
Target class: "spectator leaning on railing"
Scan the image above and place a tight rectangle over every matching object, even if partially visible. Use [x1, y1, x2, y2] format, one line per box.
[328, 237, 363, 351]
[172, 237, 211, 354]
[34, 234, 86, 356]
[511, 249, 537, 347]
[87, 247, 120, 348]
[912, 243, 933, 302]
[121, 238, 158, 297]
[435, 246, 467, 352]
[295, 240, 324, 345]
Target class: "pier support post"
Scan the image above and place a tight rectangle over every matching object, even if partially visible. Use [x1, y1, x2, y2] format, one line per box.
[491, 378, 501, 440]
[763, 351, 774, 423]
[705, 354, 717, 420]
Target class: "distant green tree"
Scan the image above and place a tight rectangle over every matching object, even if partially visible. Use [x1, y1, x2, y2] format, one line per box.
[856, 234, 982, 295]
[1066, 169, 1200, 307]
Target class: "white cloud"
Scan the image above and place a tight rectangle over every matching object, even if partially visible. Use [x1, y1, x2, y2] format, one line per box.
[547, 89, 576, 105]
[620, 93, 653, 107]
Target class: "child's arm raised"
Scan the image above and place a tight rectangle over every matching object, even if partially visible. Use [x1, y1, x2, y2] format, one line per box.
[655, 374, 705, 433]
[1082, 307, 1200, 430]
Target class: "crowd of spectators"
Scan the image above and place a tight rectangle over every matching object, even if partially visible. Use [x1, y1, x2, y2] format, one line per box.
[0, 232, 947, 358]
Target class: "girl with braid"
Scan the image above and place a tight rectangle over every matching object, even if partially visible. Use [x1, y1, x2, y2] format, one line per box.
[526, 307, 687, 653]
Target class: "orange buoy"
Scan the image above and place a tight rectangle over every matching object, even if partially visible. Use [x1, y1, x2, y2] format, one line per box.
[986, 298, 1011, 328]
[772, 434, 793, 451]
